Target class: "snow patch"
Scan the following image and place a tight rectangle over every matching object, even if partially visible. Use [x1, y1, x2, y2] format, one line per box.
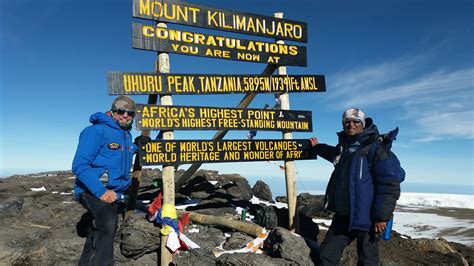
[188, 226, 200, 233]
[250, 196, 287, 209]
[31, 186, 46, 192]
[312, 218, 332, 229]
[398, 192, 474, 209]
[393, 211, 474, 246]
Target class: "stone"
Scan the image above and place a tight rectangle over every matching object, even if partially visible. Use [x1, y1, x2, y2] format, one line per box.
[120, 215, 161, 259]
[219, 174, 253, 201]
[297, 193, 328, 218]
[184, 224, 226, 251]
[173, 249, 215, 265]
[222, 232, 254, 250]
[0, 171, 472, 265]
[252, 180, 274, 202]
[264, 227, 314, 265]
[216, 253, 292, 265]
[275, 196, 287, 203]
[254, 205, 278, 229]
[0, 197, 24, 213]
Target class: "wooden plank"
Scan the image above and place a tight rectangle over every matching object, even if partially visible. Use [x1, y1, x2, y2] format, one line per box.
[132, 23, 307, 66]
[108, 72, 325, 95]
[134, 104, 313, 132]
[138, 139, 314, 165]
[177, 210, 264, 237]
[132, 0, 307, 43]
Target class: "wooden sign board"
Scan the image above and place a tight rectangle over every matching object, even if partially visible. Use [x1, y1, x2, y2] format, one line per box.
[132, 23, 307, 66]
[139, 139, 315, 165]
[135, 104, 312, 132]
[132, 0, 308, 43]
[108, 72, 326, 95]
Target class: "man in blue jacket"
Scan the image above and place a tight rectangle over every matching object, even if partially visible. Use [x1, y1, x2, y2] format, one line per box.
[72, 96, 138, 265]
[310, 108, 405, 265]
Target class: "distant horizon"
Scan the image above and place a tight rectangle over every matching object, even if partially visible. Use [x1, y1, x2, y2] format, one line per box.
[2, 167, 472, 196]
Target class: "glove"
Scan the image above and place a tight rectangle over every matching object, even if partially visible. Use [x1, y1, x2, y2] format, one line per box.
[134, 135, 151, 147]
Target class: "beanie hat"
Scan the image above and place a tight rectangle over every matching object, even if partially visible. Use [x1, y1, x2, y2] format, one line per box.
[111, 96, 136, 111]
[342, 108, 366, 128]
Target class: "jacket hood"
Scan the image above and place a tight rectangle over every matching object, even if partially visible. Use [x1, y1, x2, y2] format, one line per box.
[89, 112, 124, 130]
[337, 117, 380, 147]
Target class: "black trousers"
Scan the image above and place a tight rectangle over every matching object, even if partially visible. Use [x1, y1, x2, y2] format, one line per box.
[78, 192, 120, 266]
[318, 214, 379, 266]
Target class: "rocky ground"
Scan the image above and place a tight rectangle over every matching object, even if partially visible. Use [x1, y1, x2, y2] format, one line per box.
[0, 169, 472, 265]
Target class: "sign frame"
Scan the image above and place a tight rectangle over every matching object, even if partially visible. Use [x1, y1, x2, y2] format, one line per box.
[108, 72, 326, 95]
[132, 23, 307, 67]
[132, 0, 308, 43]
[139, 139, 315, 165]
[135, 104, 313, 132]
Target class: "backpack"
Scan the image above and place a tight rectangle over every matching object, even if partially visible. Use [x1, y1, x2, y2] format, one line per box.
[363, 127, 399, 170]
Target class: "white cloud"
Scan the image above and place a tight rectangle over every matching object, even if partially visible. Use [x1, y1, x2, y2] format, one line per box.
[326, 54, 473, 142]
[413, 110, 474, 141]
[330, 68, 473, 109]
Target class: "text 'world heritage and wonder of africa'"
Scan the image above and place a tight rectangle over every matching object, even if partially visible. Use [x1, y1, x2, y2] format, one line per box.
[139, 139, 315, 165]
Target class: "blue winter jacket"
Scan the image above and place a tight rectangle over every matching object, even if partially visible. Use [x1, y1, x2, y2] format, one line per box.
[312, 123, 405, 231]
[72, 112, 137, 201]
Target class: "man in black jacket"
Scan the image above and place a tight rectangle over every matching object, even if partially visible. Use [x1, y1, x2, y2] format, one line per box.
[310, 108, 405, 265]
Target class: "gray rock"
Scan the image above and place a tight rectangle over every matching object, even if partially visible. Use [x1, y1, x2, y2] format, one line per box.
[0, 197, 24, 213]
[120, 215, 161, 259]
[184, 225, 226, 251]
[264, 227, 314, 265]
[297, 193, 328, 218]
[217, 252, 294, 265]
[220, 174, 253, 201]
[257, 206, 318, 241]
[180, 171, 253, 203]
[252, 180, 274, 202]
[1, 171, 473, 265]
[254, 205, 278, 229]
[275, 196, 287, 203]
[223, 232, 254, 250]
[173, 249, 216, 265]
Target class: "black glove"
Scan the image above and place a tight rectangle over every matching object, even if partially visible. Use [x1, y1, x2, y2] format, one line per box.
[134, 135, 151, 147]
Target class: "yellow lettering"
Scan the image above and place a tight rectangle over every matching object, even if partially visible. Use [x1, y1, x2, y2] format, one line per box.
[139, 0, 150, 15]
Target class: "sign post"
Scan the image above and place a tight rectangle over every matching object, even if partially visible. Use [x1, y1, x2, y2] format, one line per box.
[275, 12, 298, 233]
[153, 22, 175, 266]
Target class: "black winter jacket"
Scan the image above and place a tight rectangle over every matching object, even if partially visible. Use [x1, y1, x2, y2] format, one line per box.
[312, 123, 405, 231]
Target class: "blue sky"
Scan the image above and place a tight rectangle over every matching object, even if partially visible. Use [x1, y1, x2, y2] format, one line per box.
[1, 0, 473, 193]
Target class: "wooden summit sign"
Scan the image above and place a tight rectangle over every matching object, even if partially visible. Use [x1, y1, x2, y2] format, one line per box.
[133, 0, 308, 43]
[139, 139, 315, 165]
[132, 23, 307, 66]
[108, 72, 326, 95]
[135, 104, 312, 132]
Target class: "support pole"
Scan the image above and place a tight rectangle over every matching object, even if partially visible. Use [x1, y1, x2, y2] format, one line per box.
[275, 12, 298, 233]
[155, 22, 174, 266]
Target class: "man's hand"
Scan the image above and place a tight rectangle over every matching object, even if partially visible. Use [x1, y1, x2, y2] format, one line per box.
[309, 137, 319, 147]
[374, 221, 387, 233]
[100, 189, 117, 203]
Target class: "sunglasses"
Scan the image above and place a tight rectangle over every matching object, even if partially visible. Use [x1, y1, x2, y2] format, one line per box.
[113, 108, 135, 117]
[344, 119, 362, 125]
